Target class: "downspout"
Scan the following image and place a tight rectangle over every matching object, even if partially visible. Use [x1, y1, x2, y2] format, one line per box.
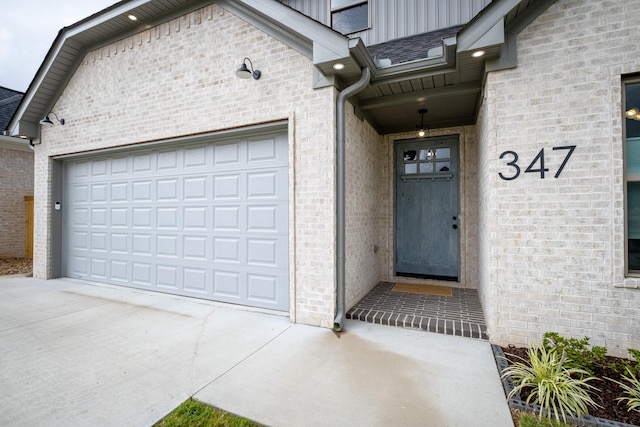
[333, 67, 371, 332]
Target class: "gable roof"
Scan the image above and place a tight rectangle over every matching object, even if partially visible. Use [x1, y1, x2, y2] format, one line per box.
[8, 0, 556, 139]
[0, 87, 24, 131]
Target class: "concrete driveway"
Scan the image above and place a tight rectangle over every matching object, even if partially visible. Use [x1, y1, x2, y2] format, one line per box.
[0, 276, 513, 426]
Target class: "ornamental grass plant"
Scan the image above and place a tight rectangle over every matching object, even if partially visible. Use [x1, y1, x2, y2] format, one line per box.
[608, 367, 640, 413]
[501, 345, 601, 424]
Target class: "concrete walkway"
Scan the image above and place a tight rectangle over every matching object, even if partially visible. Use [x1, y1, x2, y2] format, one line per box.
[0, 276, 513, 426]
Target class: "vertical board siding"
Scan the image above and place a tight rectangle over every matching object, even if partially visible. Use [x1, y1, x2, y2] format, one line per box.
[277, 0, 492, 45]
[277, 0, 330, 25]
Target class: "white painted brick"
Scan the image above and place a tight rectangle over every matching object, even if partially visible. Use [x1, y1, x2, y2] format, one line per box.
[478, 0, 640, 355]
[32, 4, 336, 328]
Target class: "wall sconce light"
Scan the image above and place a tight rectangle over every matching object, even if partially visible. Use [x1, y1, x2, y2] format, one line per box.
[39, 112, 65, 126]
[416, 108, 429, 138]
[236, 57, 261, 80]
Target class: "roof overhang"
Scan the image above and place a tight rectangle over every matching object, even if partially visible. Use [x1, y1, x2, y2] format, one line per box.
[8, 0, 557, 139]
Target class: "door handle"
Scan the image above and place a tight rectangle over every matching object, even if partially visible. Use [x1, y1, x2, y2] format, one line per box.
[452, 224, 458, 229]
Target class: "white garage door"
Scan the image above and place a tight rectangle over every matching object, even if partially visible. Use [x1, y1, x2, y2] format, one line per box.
[64, 131, 289, 311]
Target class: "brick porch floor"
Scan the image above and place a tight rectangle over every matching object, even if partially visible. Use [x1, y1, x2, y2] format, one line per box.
[346, 282, 488, 340]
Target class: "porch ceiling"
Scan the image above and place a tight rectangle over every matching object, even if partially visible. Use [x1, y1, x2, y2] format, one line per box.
[352, 49, 492, 135]
[330, 0, 557, 136]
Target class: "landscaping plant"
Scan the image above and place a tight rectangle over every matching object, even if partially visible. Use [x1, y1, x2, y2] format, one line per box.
[608, 367, 640, 413]
[501, 345, 600, 424]
[541, 332, 607, 376]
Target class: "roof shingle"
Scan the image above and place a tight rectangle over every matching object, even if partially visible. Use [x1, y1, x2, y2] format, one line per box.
[368, 25, 464, 65]
[0, 87, 24, 131]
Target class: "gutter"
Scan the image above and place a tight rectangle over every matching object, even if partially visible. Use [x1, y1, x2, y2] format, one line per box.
[333, 66, 371, 332]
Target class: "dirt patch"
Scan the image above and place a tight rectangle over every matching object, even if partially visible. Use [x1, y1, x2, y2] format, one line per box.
[0, 257, 33, 276]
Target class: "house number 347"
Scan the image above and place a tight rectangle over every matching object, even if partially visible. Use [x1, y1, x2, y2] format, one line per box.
[498, 145, 576, 181]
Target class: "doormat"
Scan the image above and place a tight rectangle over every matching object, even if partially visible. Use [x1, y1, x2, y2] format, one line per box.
[392, 283, 452, 297]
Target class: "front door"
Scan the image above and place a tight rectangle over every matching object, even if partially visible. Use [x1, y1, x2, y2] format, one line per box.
[395, 136, 459, 280]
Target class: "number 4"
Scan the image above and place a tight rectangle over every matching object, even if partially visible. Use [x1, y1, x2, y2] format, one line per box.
[524, 149, 549, 178]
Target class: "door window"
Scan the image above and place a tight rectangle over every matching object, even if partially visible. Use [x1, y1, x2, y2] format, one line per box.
[402, 147, 451, 176]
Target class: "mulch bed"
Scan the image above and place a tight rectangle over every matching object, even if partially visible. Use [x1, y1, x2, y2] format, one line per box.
[502, 346, 640, 426]
[0, 257, 33, 276]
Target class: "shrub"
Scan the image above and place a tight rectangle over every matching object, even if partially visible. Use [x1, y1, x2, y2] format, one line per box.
[541, 332, 606, 376]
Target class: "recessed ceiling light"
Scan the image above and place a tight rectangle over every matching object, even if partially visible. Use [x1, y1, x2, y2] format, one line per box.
[333, 63, 345, 71]
[128, 14, 138, 21]
[472, 50, 485, 58]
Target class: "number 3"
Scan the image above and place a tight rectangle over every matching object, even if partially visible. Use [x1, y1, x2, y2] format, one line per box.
[499, 151, 520, 181]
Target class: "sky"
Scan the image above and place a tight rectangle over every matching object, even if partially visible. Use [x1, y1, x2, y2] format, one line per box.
[1, 0, 118, 92]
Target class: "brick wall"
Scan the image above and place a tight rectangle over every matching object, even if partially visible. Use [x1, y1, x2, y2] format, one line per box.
[33, 4, 337, 327]
[479, 0, 640, 355]
[344, 104, 385, 308]
[0, 144, 34, 258]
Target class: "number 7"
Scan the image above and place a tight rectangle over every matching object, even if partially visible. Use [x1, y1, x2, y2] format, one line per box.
[552, 145, 576, 178]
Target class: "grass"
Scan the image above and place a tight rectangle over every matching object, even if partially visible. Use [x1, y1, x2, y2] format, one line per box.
[154, 399, 261, 427]
[517, 412, 576, 427]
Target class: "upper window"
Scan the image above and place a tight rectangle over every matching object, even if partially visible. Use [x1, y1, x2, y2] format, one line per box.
[331, 0, 369, 35]
[624, 78, 640, 273]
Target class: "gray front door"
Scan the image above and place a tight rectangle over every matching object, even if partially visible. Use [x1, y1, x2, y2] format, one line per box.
[395, 136, 459, 280]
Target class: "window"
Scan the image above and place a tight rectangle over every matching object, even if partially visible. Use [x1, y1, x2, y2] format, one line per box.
[331, 0, 369, 35]
[402, 148, 451, 177]
[624, 78, 640, 273]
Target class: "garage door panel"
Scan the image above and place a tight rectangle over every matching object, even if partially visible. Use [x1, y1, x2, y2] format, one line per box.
[213, 271, 241, 297]
[111, 260, 129, 282]
[132, 262, 152, 286]
[247, 134, 287, 165]
[184, 145, 208, 168]
[64, 131, 289, 312]
[157, 178, 178, 201]
[184, 235, 208, 260]
[214, 174, 241, 199]
[247, 205, 279, 232]
[157, 149, 180, 171]
[184, 268, 208, 294]
[213, 237, 240, 263]
[133, 180, 153, 202]
[184, 207, 207, 229]
[157, 264, 178, 289]
[184, 176, 208, 200]
[213, 206, 241, 230]
[111, 182, 128, 202]
[214, 141, 240, 166]
[133, 153, 153, 173]
[111, 233, 129, 254]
